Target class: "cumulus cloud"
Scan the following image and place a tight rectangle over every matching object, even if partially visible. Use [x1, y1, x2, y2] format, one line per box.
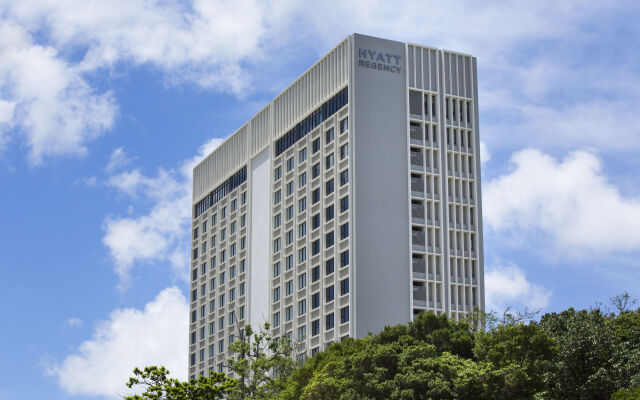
[106, 147, 135, 173]
[484, 149, 640, 255]
[485, 263, 551, 312]
[47, 287, 188, 399]
[103, 138, 223, 288]
[65, 318, 83, 329]
[0, 22, 116, 165]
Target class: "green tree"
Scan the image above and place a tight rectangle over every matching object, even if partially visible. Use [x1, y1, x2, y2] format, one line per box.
[124, 366, 235, 400]
[227, 323, 298, 399]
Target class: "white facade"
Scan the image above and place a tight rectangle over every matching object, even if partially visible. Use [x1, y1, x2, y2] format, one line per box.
[188, 34, 484, 378]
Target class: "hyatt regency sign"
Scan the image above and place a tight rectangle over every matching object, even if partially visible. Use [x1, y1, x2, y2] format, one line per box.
[358, 48, 402, 74]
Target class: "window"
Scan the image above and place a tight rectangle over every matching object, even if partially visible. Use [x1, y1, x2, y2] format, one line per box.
[326, 313, 335, 330]
[191, 331, 197, 345]
[191, 310, 197, 323]
[340, 250, 349, 267]
[312, 266, 320, 282]
[240, 305, 245, 320]
[230, 243, 236, 257]
[283, 280, 292, 296]
[298, 325, 306, 341]
[340, 118, 348, 133]
[220, 249, 226, 262]
[312, 138, 320, 153]
[312, 213, 320, 229]
[202, 220, 208, 233]
[273, 262, 281, 277]
[286, 157, 294, 171]
[311, 188, 320, 204]
[273, 287, 280, 302]
[190, 353, 196, 366]
[326, 286, 334, 302]
[200, 305, 206, 318]
[210, 299, 215, 313]
[274, 213, 281, 228]
[274, 238, 281, 252]
[286, 254, 293, 270]
[202, 241, 207, 254]
[241, 191, 247, 204]
[221, 207, 226, 219]
[326, 205, 334, 221]
[298, 299, 307, 315]
[312, 292, 320, 309]
[325, 153, 334, 169]
[193, 248, 198, 260]
[326, 258, 334, 275]
[298, 273, 307, 289]
[325, 231, 334, 248]
[212, 214, 217, 226]
[286, 230, 293, 245]
[231, 199, 237, 212]
[200, 326, 205, 340]
[230, 222, 236, 234]
[341, 278, 349, 295]
[201, 262, 207, 275]
[193, 227, 199, 240]
[312, 347, 319, 356]
[192, 268, 197, 281]
[312, 319, 320, 336]
[286, 206, 294, 220]
[340, 196, 348, 212]
[285, 306, 293, 321]
[340, 144, 348, 159]
[325, 179, 334, 195]
[312, 239, 320, 255]
[326, 128, 334, 144]
[298, 222, 306, 238]
[340, 223, 349, 239]
[229, 288, 235, 301]
[312, 163, 320, 178]
[298, 197, 307, 212]
[240, 236, 246, 250]
[220, 272, 225, 284]
[192, 289, 197, 301]
[209, 344, 215, 358]
[240, 282, 245, 296]
[340, 170, 348, 186]
[211, 235, 216, 247]
[298, 247, 306, 263]
[219, 316, 225, 329]
[299, 148, 307, 163]
[219, 339, 225, 353]
[299, 172, 306, 188]
[201, 284, 206, 297]
[274, 190, 281, 204]
[341, 307, 349, 323]
[240, 259, 246, 273]
[286, 181, 294, 196]
[229, 311, 235, 324]
[209, 321, 215, 335]
[219, 293, 225, 307]
[230, 266, 236, 279]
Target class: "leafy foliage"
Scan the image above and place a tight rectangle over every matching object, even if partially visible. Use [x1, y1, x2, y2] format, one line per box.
[124, 366, 235, 400]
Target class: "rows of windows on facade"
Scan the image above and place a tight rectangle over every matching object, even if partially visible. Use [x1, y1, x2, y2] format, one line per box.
[189, 91, 350, 378]
[407, 87, 481, 319]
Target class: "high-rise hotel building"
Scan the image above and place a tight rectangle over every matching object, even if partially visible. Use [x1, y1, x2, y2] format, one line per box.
[188, 34, 484, 377]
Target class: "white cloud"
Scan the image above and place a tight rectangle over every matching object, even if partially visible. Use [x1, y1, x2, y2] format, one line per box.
[103, 138, 223, 288]
[484, 149, 640, 255]
[485, 263, 551, 312]
[0, 22, 116, 165]
[106, 147, 135, 173]
[65, 318, 83, 329]
[47, 287, 188, 399]
[479, 142, 490, 165]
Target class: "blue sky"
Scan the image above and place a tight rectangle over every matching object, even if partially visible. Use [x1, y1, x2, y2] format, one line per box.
[1, 1, 640, 399]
